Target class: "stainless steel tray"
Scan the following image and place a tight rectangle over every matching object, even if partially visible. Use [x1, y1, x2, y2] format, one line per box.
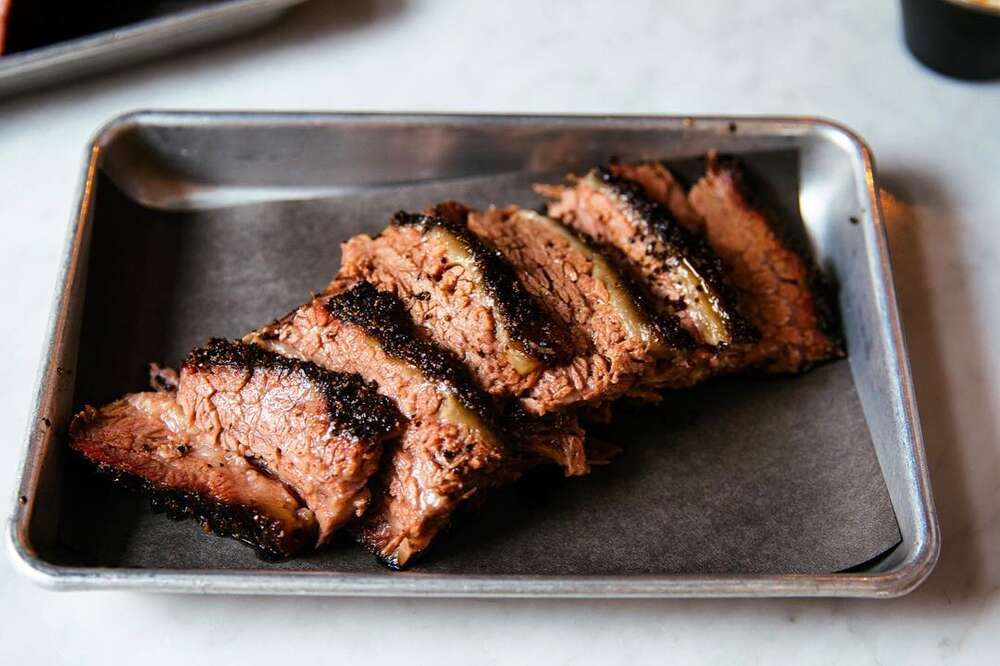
[7, 112, 939, 597]
[0, 1, 308, 97]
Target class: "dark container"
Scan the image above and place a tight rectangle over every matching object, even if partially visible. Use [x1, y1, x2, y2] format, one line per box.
[901, 0, 1000, 79]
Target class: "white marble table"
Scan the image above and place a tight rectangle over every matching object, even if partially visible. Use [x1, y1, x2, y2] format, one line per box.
[2, 1, 998, 662]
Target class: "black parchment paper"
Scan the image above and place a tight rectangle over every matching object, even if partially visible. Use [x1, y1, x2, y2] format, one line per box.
[54, 153, 900, 575]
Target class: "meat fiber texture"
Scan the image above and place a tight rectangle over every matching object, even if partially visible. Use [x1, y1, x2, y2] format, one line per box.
[248, 283, 513, 568]
[614, 156, 844, 373]
[70, 339, 401, 558]
[331, 212, 589, 476]
[466, 206, 688, 411]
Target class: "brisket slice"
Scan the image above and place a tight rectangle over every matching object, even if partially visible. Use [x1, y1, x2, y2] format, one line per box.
[70, 339, 401, 555]
[332, 212, 570, 395]
[452, 203, 694, 412]
[332, 212, 587, 476]
[620, 156, 844, 372]
[609, 161, 705, 232]
[537, 169, 757, 350]
[246, 282, 514, 568]
[175, 339, 402, 543]
[70, 392, 316, 559]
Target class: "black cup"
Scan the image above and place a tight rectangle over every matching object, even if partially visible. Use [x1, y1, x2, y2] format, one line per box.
[902, 0, 1000, 79]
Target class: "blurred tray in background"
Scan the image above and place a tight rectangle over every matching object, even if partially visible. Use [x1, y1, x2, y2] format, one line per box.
[0, 0, 308, 97]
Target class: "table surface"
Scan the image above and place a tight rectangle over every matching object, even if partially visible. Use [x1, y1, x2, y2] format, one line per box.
[2, 1, 998, 663]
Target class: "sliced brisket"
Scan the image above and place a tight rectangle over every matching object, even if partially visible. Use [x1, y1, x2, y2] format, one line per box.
[70, 392, 317, 559]
[538, 169, 757, 350]
[70, 339, 401, 555]
[332, 211, 568, 394]
[176, 339, 402, 543]
[247, 282, 513, 568]
[333, 210, 588, 475]
[620, 156, 844, 372]
[70, 150, 845, 570]
[460, 204, 693, 412]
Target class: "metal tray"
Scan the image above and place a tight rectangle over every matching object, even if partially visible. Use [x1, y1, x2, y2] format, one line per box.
[0, 1, 308, 97]
[7, 112, 939, 597]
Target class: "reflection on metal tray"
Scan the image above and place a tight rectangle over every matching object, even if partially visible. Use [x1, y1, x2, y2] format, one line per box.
[0, 0, 308, 97]
[7, 112, 939, 598]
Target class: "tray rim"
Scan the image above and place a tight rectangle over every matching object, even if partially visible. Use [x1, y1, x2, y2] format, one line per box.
[6, 111, 940, 598]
